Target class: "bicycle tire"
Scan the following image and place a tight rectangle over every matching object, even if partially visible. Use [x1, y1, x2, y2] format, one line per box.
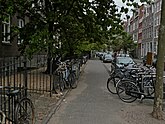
[143, 77, 155, 96]
[59, 73, 65, 92]
[69, 72, 77, 89]
[116, 80, 138, 103]
[15, 97, 35, 124]
[107, 76, 120, 94]
[76, 68, 80, 80]
[64, 80, 70, 89]
[53, 74, 62, 94]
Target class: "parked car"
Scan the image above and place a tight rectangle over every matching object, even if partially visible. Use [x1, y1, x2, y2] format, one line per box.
[103, 54, 113, 63]
[99, 52, 107, 60]
[112, 56, 135, 69]
[117, 54, 130, 57]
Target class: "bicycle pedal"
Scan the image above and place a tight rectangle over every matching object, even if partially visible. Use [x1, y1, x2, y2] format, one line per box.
[60, 92, 64, 96]
[140, 95, 144, 103]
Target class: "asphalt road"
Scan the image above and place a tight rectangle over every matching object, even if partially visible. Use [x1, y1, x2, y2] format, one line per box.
[47, 60, 165, 124]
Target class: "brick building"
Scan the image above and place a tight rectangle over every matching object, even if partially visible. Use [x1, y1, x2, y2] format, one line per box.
[0, 13, 27, 58]
[141, 4, 154, 57]
[124, 0, 162, 58]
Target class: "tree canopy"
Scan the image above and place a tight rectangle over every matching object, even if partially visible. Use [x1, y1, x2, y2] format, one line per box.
[0, 0, 141, 57]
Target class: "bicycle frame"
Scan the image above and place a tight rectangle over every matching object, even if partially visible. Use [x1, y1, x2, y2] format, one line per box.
[125, 73, 156, 101]
[0, 110, 6, 124]
[0, 86, 34, 124]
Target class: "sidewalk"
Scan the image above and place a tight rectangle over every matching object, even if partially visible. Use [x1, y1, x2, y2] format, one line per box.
[30, 63, 87, 124]
[33, 59, 165, 124]
[30, 92, 59, 124]
[47, 60, 165, 124]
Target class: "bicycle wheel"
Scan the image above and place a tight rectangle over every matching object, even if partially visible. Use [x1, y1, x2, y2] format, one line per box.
[59, 73, 65, 92]
[143, 77, 155, 96]
[116, 80, 138, 103]
[107, 76, 120, 94]
[69, 72, 77, 89]
[15, 97, 35, 124]
[76, 67, 80, 80]
[64, 80, 70, 89]
[53, 74, 62, 94]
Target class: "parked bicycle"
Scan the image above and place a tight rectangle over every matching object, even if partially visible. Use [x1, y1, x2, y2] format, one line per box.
[107, 63, 141, 94]
[72, 59, 81, 80]
[116, 66, 157, 103]
[52, 61, 65, 94]
[0, 86, 35, 124]
[0, 110, 6, 124]
[52, 59, 79, 94]
[65, 60, 78, 89]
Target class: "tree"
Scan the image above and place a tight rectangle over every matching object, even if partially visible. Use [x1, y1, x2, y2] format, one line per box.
[122, 33, 137, 54]
[109, 31, 136, 53]
[152, 0, 165, 119]
[1, 0, 127, 72]
[2, 0, 165, 119]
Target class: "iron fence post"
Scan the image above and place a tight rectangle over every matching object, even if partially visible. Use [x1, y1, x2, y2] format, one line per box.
[50, 57, 53, 97]
[23, 55, 28, 97]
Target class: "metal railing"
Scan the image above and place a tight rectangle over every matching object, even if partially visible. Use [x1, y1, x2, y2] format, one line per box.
[0, 53, 87, 123]
[0, 54, 51, 123]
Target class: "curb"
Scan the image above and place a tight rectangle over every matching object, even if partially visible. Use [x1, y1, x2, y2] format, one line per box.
[41, 62, 87, 124]
[103, 64, 111, 75]
[41, 89, 70, 124]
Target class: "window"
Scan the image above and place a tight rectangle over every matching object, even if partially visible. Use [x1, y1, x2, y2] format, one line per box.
[156, 2, 159, 12]
[147, 42, 150, 52]
[154, 4, 157, 12]
[158, 14, 161, 25]
[17, 19, 24, 44]
[150, 42, 152, 52]
[160, 0, 162, 11]
[156, 28, 159, 37]
[135, 20, 137, 29]
[2, 15, 10, 43]
[157, 15, 159, 25]
[142, 44, 144, 57]
[157, 2, 160, 11]
[153, 42, 157, 53]
[154, 28, 157, 38]
[154, 15, 157, 26]
[133, 22, 135, 31]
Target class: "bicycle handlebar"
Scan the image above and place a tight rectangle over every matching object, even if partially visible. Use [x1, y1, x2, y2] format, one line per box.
[0, 86, 21, 96]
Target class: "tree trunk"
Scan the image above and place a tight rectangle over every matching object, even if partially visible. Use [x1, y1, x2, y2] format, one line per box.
[45, 38, 53, 74]
[152, 0, 165, 120]
[45, 20, 54, 74]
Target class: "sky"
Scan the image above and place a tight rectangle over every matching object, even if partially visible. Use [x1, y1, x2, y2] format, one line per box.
[114, 0, 141, 20]
[115, 0, 141, 8]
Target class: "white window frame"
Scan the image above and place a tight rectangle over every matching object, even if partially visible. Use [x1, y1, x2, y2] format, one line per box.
[156, 28, 158, 38]
[2, 15, 10, 43]
[17, 19, 24, 44]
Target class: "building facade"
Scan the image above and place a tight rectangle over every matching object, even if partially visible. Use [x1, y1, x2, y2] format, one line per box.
[0, 13, 27, 58]
[124, 0, 162, 58]
[141, 4, 154, 57]
[138, 5, 144, 58]
[153, 0, 162, 53]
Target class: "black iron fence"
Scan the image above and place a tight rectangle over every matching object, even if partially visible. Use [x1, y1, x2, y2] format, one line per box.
[0, 54, 50, 93]
[0, 86, 25, 123]
[0, 54, 51, 123]
[0, 53, 88, 123]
